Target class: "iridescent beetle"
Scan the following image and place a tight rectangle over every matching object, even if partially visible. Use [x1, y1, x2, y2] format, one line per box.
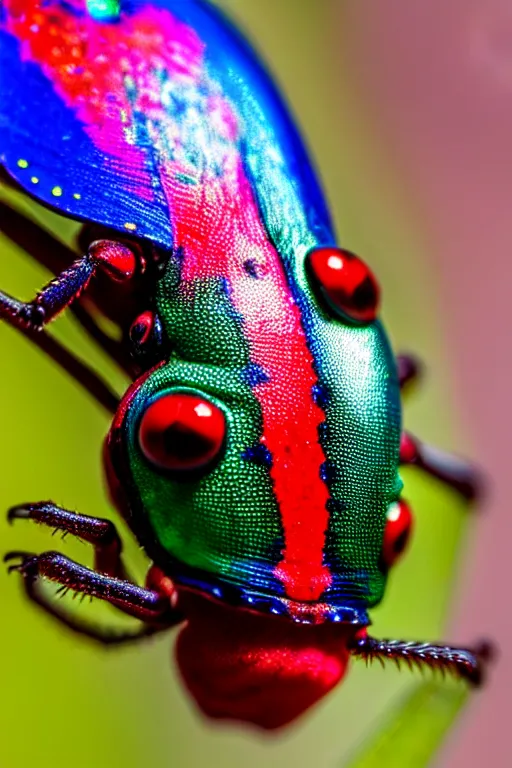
[0, 0, 491, 729]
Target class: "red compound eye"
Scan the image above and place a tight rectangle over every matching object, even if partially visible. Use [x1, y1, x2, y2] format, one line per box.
[130, 311, 155, 346]
[306, 247, 380, 324]
[382, 500, 413, 569]
[139, 392, 226, 472]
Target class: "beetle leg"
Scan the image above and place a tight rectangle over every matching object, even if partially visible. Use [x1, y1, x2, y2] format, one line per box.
[73, 301, 134, 374]
[0, 239, 136, 331]
[0, 199, 132, 372]
[396, 354, 482, 499]
[400, 432, 482, 501]
[9, 325, 119, 413]
[397, 353, 423, 391]
[350, 633, 493, 685]
[4, 550, 183, 627]
[5, 568, 172, 646]
[8, 502, 130, 579]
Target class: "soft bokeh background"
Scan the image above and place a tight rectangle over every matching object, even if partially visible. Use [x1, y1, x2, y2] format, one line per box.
[0, 1, 506, 766]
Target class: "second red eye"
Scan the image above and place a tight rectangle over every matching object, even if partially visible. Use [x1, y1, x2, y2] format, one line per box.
[381, 500, 414, 569]
[138, 392, 226, 472]
[306, 247, 380, 324]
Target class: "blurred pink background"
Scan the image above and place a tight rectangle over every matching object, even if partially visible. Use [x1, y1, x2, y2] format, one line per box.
[338, 0, 512, 764]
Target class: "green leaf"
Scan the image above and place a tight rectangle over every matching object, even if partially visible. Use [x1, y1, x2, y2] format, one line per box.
[344, 681, 469, 768]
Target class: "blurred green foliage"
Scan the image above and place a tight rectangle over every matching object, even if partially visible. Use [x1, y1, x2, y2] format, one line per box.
[346, 682, 468, 768]
[0, 2, 474, 767]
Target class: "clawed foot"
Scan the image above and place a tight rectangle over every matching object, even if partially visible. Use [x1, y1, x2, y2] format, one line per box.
[8, 503, 73, 542]
[4, 550, 39, 579]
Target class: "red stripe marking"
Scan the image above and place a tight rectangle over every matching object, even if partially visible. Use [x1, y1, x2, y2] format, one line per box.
[170, 163, 332, 601]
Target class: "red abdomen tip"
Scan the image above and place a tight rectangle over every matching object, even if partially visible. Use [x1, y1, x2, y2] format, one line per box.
[175, 595, 351, 729]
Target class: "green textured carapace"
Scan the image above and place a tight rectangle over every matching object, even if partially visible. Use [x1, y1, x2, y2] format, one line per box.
[95, 0, 405, 626]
